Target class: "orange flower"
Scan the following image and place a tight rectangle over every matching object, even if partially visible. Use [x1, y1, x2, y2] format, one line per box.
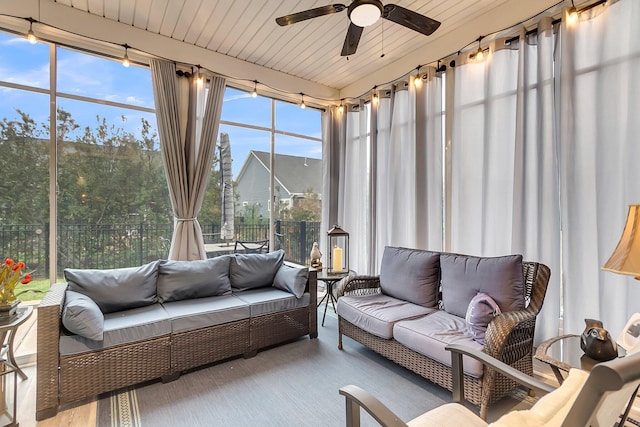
[12, 261, 25, 272]
[4, 258, 13, 266]
[20, 273, 32, 285]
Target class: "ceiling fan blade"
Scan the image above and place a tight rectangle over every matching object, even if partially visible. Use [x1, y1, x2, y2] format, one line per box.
[276, 4, 347, 26]
[382, 4, 441, 36]
[341, 22, 364, 56]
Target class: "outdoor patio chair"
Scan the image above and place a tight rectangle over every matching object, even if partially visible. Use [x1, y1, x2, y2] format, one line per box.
[234, 239, 269, 254]
[340, 344, 640, 427]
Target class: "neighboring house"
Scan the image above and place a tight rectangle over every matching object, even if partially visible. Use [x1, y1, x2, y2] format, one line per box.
[235, 151, 322, 219]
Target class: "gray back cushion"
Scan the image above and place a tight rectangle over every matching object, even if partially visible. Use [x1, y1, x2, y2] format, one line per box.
[273, 264, 309, 298]
[157, 256, 232, 303]
[230, 250, 285, 291]
[64, 260, 159, 314]
[440, 253, 524, 318]
[379, 246, 441, 308]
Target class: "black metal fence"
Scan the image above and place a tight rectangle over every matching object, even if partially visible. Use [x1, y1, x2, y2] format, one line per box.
[0, 220, 321, 278]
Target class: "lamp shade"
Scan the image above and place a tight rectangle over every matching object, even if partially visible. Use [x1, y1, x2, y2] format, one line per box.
[603, 204, 640, 279]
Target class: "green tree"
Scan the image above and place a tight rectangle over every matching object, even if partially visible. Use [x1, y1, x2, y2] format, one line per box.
[288, 189, 321, 221]
[0, 110, 49, 224]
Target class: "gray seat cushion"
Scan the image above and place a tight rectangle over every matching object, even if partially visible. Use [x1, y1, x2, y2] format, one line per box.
[59, 303, 171, 355]
[337, 294, 435, 339]
[157, 256, 232, 303]
[379, 246, 440, 308]
[233, 288, 310, 316]
[161, 295, 250, 333]
[393, 311, 484, 378]
[64, 260, 160, 314]
[440, 253, 524, 318]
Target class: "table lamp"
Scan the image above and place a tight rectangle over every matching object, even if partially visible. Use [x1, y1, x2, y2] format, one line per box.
[603, 204, 640, 353]
[602, 204, 640, 280]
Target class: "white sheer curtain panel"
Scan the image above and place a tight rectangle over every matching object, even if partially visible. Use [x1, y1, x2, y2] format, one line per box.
[340, 102, 371, 274]
[150, 59, 226, 260]
[334, 74, 444, 274]
[450, 49, 519, 255]
[558, 0, 640, 337]
[450, 24, 561, 343]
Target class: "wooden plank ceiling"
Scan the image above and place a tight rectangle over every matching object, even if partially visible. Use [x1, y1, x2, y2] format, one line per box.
[48, 0, 540, 92]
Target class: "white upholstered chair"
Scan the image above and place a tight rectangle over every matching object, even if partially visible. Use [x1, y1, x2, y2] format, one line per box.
[340, 344, 640, 427]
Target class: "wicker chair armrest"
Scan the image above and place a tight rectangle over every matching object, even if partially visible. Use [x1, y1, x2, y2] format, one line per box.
[36, 282, 68, 419]
[339, 384, 409, 427]
[483, 308, 537, 361]
[338, 275, 381, 298]
[446, 344, 556, 406]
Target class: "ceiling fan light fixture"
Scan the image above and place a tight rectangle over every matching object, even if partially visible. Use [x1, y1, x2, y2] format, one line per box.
[349, 0, 383, 27]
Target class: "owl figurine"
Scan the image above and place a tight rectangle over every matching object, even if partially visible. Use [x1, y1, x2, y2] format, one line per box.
[310, 242, 322, 269]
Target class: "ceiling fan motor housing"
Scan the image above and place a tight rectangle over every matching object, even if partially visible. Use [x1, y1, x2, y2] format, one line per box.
[348, 0, 384, 27]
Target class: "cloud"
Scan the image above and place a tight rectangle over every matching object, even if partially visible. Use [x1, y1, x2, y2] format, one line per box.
[224, 92, 252, 102]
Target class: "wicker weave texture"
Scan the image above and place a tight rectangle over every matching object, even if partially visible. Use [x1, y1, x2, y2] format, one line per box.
[171, 319, 250, 371]
[36, 283, 67, 419]
[250, 308, 310, 350]
[339, 317, 485, 404]
[59, 337, 171, 404]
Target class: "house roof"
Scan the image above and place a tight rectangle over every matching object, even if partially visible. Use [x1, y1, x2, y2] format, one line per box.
[0, 0, 575, 104]
[238, 151, 322, 196]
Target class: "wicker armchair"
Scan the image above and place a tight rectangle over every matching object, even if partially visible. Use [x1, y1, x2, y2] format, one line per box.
[336, 261, 551, 420]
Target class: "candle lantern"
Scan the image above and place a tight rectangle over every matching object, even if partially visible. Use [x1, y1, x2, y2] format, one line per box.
[327, 225, 349, 274]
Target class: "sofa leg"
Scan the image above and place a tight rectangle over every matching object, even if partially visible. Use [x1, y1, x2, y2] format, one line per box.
[162, 372, 180, 383]
[36, 407, 58, 421]
[338, 333, 343, 350]
[244, 350, 257, 359]
[310, 331, 318, 339]
[480, 404, 488, 421]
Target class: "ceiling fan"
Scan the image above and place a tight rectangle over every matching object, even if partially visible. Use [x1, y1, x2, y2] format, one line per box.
[275, 0, 441, 56]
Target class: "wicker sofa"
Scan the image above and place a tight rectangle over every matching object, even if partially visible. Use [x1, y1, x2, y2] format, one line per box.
[336, 246, 550, 419]
[36, 250, 317, 420]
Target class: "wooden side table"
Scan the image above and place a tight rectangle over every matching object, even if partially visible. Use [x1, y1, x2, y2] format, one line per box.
[0, 305, 34, 381]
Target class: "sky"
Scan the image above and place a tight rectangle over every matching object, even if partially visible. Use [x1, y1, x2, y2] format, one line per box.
[0, 31, 322, 177]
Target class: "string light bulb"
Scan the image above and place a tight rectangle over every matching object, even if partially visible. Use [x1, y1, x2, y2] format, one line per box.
[122, 44, 130, 68]
[251, 80, 258, 98]
[472, 37, 484, 62]
[300, 93, 306, 109]
[196, 66, 204, 87]
[567, 1, 579, 25]
[338, 100, 345, 114]
[413, 66, 423, 88]
[372, 89, 379, 105]
[26, 18, 37, 44]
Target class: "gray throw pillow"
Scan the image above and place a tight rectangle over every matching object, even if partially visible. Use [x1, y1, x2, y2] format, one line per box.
[64, 260, 160, 314]
[62, 290, 104, 341]
[440, 253, 524, 318]
[157, 256, 232, 303]
[230, 250, 285, 291]
[465, 292, 502, 345]
[273, 264, 309, 298]
[379, 246, 440, 308]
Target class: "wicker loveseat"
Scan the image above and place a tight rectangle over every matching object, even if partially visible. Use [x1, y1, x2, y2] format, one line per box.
[36, 250, 317, 420]
[336, 246, 550, 419]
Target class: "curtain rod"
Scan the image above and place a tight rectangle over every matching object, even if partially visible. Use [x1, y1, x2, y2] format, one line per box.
[504, 0, 608, 45]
